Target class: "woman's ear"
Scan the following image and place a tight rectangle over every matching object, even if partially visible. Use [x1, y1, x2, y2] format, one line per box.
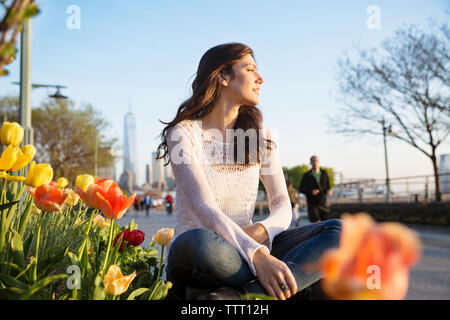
[218, 72, 229, 86]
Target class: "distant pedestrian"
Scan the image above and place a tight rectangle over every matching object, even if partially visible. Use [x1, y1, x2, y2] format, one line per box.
[133, 197, 140, 212]
[287, 180, 300, 227]
[144, 194, 152, 217]
[299, 156, 332, 223]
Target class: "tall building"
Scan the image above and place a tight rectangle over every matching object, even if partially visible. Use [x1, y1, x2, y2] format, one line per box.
[440, 154, 450, 194]
[145, 164, 151, 184]
[123, 104, 138, 187]
[151, 151, 164, 184]
[164, 162, 175, 190]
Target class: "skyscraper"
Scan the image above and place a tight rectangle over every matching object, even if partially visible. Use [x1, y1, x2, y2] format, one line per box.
[151, 151, 164, 184]
[123, 104, 138, 187]
[440, 154, 450, 194]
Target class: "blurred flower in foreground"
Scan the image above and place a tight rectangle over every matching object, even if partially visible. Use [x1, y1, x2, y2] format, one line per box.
[153, 228, 174, 246]
[103, 264, 136, 296]
[318, 213, 422, 300]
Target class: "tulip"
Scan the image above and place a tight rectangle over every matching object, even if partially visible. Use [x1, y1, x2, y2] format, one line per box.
[153, 228, 174, 246]
[31, 183, 68, 213]
[56, 177, 69, 189]
[0, 122, 24, 146]
[153, 227, 174, 281]
[93, 214, 111, 228]
[318, 213, 422, 300]
[63, 188, 80, 206]
[75, 174, 95, 191]
[9, 144, 36, 172]
[127, 229, 145, 246]
[103, 264, 136, 296]
[0, 145, 20, 171]
[24, 161, 53, 187]
[113, 229, 145, 251]
[88, 179, 135, 219]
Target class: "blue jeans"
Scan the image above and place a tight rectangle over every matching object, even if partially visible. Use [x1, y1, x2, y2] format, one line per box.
[165, 219, 342, 299]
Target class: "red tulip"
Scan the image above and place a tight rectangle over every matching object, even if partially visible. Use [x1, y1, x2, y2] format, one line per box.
[30, 183, 68, 213]
[76, 178, 135, 219]
[113, 229, 145, 251]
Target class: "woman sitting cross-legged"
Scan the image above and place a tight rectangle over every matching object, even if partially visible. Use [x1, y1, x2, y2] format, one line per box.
[156, 42, 342, 300]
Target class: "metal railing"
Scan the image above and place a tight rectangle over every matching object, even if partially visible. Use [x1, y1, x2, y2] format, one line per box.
[329, 172, 450, 203]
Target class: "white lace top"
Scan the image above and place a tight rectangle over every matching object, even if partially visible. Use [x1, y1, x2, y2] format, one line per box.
[166, 119, 292, 276]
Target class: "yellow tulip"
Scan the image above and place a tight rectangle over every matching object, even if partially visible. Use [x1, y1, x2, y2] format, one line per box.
[10, 144, 36, 171]
[0, 145, 20, 170]
[56, 177, 69, 189]
[0, 122, 24, 146]
[152, 228, 174, 246]
[103, 265, 136, 296]
[24, 161, 53, 187]
[75, 174, 95, 191]
[0, 171, 7, 178]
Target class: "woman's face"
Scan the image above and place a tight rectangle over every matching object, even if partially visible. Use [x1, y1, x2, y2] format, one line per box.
[223, 54, 264, 106]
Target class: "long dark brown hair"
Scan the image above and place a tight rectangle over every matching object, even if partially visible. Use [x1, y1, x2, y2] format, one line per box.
[156, 42, 274, 166]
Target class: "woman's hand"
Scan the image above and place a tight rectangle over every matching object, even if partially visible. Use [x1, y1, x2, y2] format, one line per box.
[252, 247, 297, 300]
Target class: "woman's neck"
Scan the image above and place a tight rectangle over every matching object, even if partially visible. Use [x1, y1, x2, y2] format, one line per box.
[200, 96, 241, 135]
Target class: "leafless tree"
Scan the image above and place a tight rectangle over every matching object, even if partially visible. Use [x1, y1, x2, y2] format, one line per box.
[330, 21, 450, 202]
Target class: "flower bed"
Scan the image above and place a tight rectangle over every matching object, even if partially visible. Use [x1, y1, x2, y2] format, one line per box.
[0, 122, 174, 300]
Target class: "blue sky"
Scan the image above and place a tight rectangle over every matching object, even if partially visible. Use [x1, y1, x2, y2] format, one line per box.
[1, 0, 449, 185]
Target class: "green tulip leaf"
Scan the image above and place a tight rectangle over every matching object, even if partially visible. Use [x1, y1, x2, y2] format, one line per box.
[19, 274, 68, 300]
[0, 200, 19, 212]
[127, 287, 149, 300]
[0, 273, 28, 289]
[10, 230, 25, 269]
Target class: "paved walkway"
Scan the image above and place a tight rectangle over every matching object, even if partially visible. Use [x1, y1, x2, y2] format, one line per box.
[119, 208, 450, 300]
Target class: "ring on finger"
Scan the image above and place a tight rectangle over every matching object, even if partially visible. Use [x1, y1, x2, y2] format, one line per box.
[278, 282, 288, 291]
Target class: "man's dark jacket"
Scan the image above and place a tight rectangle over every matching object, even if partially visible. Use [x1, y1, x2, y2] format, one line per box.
[298, 169, 331, 206]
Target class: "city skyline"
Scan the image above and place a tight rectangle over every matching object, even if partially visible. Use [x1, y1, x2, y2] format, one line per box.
[1, 1, 449, 185]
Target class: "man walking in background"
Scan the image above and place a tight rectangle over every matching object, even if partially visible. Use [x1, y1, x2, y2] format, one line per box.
[299, 155, 332, 223]
[144, 193, 152, 217]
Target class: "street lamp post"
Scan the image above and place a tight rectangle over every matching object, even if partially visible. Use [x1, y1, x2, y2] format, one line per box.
[19, 19, 33, 146]
[381, 118, 391, 203]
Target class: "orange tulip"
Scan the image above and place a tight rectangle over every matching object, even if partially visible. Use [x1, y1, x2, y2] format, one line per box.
[318, 213, 422, 300]
[76, 178, 135, 219]
[30, 184, 69, 213]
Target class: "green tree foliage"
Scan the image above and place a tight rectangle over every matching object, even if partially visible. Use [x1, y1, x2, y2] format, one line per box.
[0, 95, 119, 183]
[259, 164, 335, 194]
[283, 165, 335, 190]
